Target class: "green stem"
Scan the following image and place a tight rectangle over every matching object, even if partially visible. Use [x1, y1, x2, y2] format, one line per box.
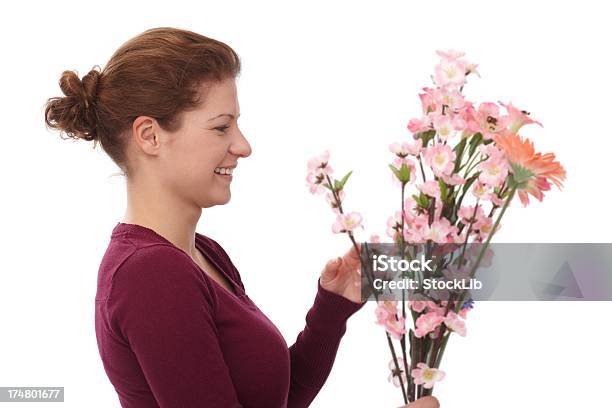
[433, 334, 450, 369]
[455, 183, 518, 311]
[399, 183, 413, 401]
[423, 333, 451, 397]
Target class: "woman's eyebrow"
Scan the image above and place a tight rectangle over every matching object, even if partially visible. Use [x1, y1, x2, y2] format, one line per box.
[208, 113, 241, 121]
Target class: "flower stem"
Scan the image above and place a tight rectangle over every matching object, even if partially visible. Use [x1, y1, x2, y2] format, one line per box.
[399, 183, 413, 401]
[323, 172, 410, 403]
[387, 332, 408, 404]
[455, 183, 517, 311]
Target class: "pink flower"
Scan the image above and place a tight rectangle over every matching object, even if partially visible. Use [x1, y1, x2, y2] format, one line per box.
[479, 144, 505, 162]
[441, 172, 466, 186]
[466, 102, 510, 140]
[465, 61, 481, 78]
[423, 144, 456, 177]
[417, 180, 441, 200]
[332, 212, 363, 233]
[432, 114, 456, 141]
[471, 180, 491, 199]
[433, 87, 466, 111]
[474, 216, 500, 240]
[386, 211, 403, 241]
[458, 205, 485, 224]
[407, 116, 433, 134]
[374, 301, 406, 340]
[452, 115, 467, 133]
[499, 101, 543, 134]
[388, 357, 409, 388]
[307, 150, 333, 174]
[389, 139, 423, 157]
[384, 316, 407, 340]
[426, 301, 446, 315]
[370, 234, 381, 243]
[403, 214, 430, 243]
[419, 88, 438, 115]
[408, 300, 428, 313]
[424, 218, 456, 244]
[305, 171, 327, 194]
[375, 300, 398, 323]
[404, 196, 417, 212]
[444, 311, 467, 336]
[470, 180, 504, 206]
[472, 215, 491, 231]
[411, 363, 446, 389]
[434, 58, 466, 90]
[305, 150, 337, 195]
[477, 157, 508, 188]
[414, 311, 445, 338]
[473, 189, 502, 208]
[450, 228, 468, 244]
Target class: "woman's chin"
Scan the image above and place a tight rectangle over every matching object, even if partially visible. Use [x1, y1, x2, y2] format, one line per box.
[199, 186, 231, 208]
[215, 188, 232, 204]
[210, 176, 232, 202]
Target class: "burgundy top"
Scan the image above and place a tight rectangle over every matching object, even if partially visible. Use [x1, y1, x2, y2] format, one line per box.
[95, 222, 365, 407]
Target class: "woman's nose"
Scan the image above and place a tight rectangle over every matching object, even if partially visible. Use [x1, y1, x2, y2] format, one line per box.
[231, 129, 252, 158]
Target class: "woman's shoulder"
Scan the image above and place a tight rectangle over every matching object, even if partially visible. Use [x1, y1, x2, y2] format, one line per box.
[106, 222, 210, 271]
[97, 229, 211, 303]
[108, 225, 198, 272]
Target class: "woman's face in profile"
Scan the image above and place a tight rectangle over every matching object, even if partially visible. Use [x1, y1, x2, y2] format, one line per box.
[147, 77, 252, 208]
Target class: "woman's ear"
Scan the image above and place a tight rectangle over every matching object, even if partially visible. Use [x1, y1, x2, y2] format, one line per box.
[132, 116, 161, 156]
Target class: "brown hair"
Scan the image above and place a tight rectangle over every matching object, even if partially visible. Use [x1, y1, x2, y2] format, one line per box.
[44, 27, 241, 176]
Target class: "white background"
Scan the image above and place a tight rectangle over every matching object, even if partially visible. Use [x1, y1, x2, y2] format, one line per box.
[1, 0, 611, 407]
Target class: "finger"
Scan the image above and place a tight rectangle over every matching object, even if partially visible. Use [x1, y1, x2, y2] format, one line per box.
[330, 257, 342, 270]
[348, 244, 361, 257]
[321, 257, 341, 277]
[343, 245, 361, 266]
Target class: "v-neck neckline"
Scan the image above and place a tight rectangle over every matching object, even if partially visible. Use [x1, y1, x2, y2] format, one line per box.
[193, 234, 244, 299]
[114, 222, 244, 300]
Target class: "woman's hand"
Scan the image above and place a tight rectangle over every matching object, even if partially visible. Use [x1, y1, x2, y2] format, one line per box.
[398, 396, 440, 408]
[319, 245, 363, 303]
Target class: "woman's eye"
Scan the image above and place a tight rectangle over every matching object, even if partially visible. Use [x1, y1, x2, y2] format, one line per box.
[215, 125, 230, 133]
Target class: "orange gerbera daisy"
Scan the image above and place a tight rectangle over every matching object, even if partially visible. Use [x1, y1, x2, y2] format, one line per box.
[494, 133, 566, 206]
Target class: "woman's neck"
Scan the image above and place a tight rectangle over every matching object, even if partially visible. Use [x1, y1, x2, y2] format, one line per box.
[122, 179, 202, 258]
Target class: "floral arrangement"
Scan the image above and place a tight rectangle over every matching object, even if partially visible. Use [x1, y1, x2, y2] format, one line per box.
[305, 49, 566, 404]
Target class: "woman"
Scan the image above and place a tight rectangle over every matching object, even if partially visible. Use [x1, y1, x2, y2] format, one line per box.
[44, 27, 438, 408]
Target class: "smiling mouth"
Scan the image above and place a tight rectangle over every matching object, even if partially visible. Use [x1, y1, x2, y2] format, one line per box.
[213, 165, 235, 181]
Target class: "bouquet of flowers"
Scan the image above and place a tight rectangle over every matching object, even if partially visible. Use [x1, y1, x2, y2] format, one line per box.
[305, 49, 566, 404]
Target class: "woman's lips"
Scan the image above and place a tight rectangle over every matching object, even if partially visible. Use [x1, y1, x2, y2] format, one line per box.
[215, 172, 233, 181]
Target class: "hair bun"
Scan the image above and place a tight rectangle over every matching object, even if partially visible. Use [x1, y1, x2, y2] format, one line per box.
[45, 65, 103, 142]
[81, 67, 101, 110]
[59, 66, 101, 111]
